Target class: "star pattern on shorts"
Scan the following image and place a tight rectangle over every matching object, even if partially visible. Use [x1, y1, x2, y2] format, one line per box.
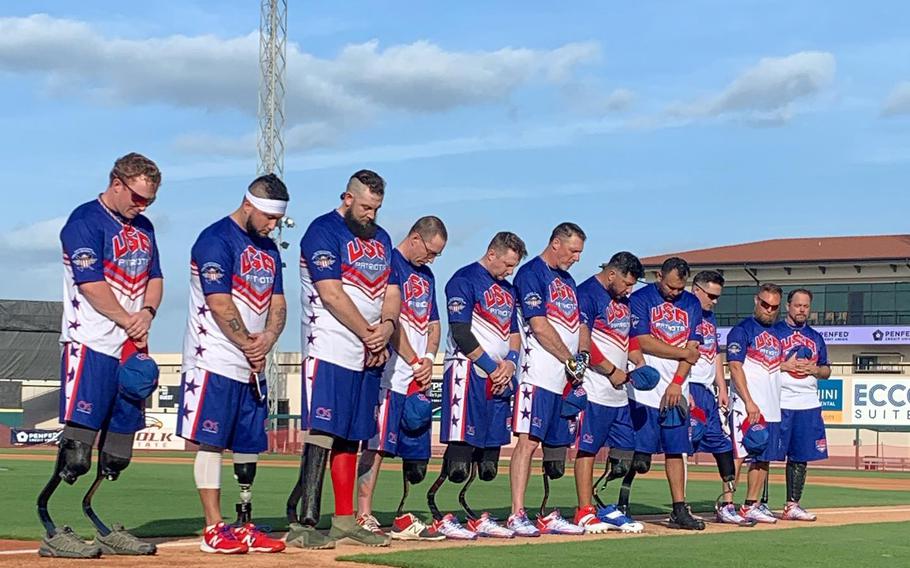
[521, 408, 531, 420]
[184, 378, 199, 395]
[181, 404, 193, 418]
[454, 375, 463, 387]
[66, 368, 76, 383]
[522, 387, 532, 400]
[451, 394, 461, 407]
[70, 345, 79, 358]
[451, 416, 460, 427]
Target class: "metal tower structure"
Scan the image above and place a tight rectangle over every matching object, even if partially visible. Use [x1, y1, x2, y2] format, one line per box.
[258, 0, 289, 433]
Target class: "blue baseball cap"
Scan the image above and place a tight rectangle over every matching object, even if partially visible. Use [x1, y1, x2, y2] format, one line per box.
[117, 353, 159, 402]
[743, 419, 770, 456]
[786, 345, 813, 360]
[689, 405, 707, 446]
[629, 366, 660, 391]
[561, 385, 588, 418]
[402, 390, 432, 433]
[659, 401, 689, 428]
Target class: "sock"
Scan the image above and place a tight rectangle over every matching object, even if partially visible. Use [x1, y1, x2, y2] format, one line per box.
[330, 449, 357, 516]
[745, 499, 756, 506]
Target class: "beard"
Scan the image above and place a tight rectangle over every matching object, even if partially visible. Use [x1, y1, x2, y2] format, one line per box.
[245, 217, 266, 237]
[756, 312, 777, 326]
[344, 208, 378, 240]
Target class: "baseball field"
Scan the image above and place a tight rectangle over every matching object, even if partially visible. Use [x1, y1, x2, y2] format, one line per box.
[3, 448, 910, 567]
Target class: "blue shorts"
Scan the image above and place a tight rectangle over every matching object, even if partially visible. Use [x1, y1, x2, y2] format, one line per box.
[302, 358, 380, 442]
[779, 408, 828, 462]
[365, 389, 431, 460]
[440, 361, 511, 448]
[730, 413, 783, 463]
[176, 368, 268, 453]
[574, 401, 635, 455]
[629, 399, 691, 455]
[689, 384, 733, 454]
[512, 383, 574, 447]
[60, 342, 144, 434]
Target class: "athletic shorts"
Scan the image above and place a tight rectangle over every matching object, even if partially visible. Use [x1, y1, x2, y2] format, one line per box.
[574, 401, 635, 455]
[629, 399, 691, 455]
[440, 360, 512, 448]
[177, 368, 268, 453]
[511, 382, 574, 447]
[778, 408, 828, 462]
[60, 342, 144, 434]
[301, 358, 381, 442]
[689, 383, 733, 454]
[364, 388, 431, 460]
[729, 406, 782, 463]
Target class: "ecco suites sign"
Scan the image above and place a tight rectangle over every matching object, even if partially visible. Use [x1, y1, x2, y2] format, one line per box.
[852, 379, 910, 425]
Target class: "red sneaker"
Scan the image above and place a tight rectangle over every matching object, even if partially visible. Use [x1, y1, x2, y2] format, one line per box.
[233, 523, 286, 553]
[200, 522, 248, 554]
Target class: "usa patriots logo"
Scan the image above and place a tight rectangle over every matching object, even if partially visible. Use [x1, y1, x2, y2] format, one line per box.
[105, 226, 153, 300]
[547, 278, 579, 331]
[650, 303, 690, 347]
[233, 245, 277, 313]
[475, 283, 515, 339]
[746, 331, 782, 371]
[343, 238, 390, 299]
[780, 331, 817, 377]
[697, 319, 717, 361]
[401, 272, 432, 333]
[594, 299, 630, 349]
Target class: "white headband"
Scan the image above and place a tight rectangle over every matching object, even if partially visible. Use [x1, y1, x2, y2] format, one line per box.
[245, 190, 288, 216]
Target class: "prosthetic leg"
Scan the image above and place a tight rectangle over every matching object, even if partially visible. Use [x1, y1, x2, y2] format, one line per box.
[592, 449, 633, 508]
[426, 443, 474, 521]
[617, 452, 651, 516]
[395, 460, 428, 517]
[538, 445, 567, 517]
[233, 454, 257, 525]
[285, 442, 334, 549]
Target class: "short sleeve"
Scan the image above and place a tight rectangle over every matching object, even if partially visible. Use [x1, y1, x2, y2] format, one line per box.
[300, 223, 342, 282]
[148, 232, 163, 280]
[271, 248, 284, 295]
[509, 285, 520, 333]
[688, 301, 704, 344]
[445, 277, 474, 325]
[429, 278, 440, 323]
[515, 268, 548, 320]
[816, 334, 829, 366]
[578, 288, 597, 332]
[61, 219, 105, 284]
[191, 234, 234, 295]
[629, 291, 650, 338]
[725, 325, 749, 363]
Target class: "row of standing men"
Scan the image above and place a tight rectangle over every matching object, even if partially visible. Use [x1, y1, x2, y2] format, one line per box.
[37, 153, 831, 557]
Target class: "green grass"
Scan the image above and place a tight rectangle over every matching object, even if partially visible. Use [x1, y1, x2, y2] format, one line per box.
[341, 522, 910, 568]
[4, 455, 910, 541]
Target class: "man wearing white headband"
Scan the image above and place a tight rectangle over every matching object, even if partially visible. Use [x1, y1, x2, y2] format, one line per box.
[287, 169, 400, 549]
[178, 173, 289, 554]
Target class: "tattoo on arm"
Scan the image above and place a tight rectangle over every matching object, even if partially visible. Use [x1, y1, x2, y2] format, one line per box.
[229, 318, 242, 332]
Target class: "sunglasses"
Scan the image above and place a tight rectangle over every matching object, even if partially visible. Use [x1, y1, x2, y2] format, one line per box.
[694, 283, 720, 301]
[758, 298, 780, 311]
[117, 175, 155, 207]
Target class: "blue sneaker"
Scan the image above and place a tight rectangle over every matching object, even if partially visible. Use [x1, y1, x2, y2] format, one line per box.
[596, 505, 644, 533]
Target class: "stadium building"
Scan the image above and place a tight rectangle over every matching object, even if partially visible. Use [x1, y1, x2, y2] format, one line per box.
[641, 234, 910, 469]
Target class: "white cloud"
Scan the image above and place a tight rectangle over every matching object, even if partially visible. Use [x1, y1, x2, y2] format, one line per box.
[882, 82, 910, 117]
[667, 51, 836, 123]
[0, 14, 600, 153]
[0, 217, 66, 298]
[0, 217, 65, 255]
[563, 84, 635, 116]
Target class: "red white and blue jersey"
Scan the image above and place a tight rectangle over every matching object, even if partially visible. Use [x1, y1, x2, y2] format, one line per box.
[300, 211, 395, 372]
[444, 262, 519, 364]
[182, 217, 284, 382]
[629, 283, 703, 408]
[726, 317, 783, 421]
[774, 321, 829, 410]
[60, 200, 162, 359]
[690, 310, 719, 387]
[577, 276, 631, 407]
[514, 256, 580, 395]
[383, 248, 439, 394]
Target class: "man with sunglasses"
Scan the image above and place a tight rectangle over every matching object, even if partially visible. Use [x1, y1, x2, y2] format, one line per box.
[689, 271, 754, 526]
[355, 216, 448, 541]
[626, 257, 705, 530]
[773, 289, 831, 522]
[288, 170, 400, 549]
[177, 174, 289, 554]
[38, 153, 163, 558]
[726, 283, 785, 524]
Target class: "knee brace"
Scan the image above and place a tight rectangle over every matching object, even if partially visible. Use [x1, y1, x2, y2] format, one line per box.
[403, 460, 428, 484]
[443, 443, 474, 483]
[477, 447, 501, 482]
[607, 448, 633, 481]
[59, 437, 94, 484]
[542, 445, 567, 480]
[631, 452, 652, 474]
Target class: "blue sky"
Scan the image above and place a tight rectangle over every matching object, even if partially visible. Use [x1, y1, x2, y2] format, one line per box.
[1, 1, 909, 351]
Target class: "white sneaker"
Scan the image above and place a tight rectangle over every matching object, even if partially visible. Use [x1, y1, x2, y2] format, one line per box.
[574, 506, 612, 534]
[356, 513, 386, 536]
[596, 504, 644, 533]
[390, 513, 446, 541]
[430, 514, 477, 540]
[506, 509, 541, 537]
[536, 509, 585, 535]
[716, 503, 756, 526]
[467, 512, 515, 538]
[740, 503, 777, 524]
[782, 503, 817, 522]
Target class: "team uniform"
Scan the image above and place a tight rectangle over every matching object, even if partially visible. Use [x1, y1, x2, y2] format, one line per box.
[367, 249, 438, 460]
[177, 217, 283, 453]
[299, 211, 395, 441]
[512, 257, 580, 446]
[775, 321, 829, 462]
[628, 284, 703, 455]
[688, 310, 733, 454]
[441, 262, 519, 449]
[574, 276, 635, 455]
[726, 317, 783, 462]
[60, 199, 162, 434]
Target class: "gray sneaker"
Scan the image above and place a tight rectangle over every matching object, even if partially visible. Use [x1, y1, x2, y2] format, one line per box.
[95, 524, 157, 555]
[285, 522, 336, 549]
[329, 515, 390, 547]
[39, 526, 102, 558]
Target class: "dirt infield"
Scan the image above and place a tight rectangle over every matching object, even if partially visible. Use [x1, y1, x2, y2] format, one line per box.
[5, 452, 910, 491]
[1, 505, 909, 567]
